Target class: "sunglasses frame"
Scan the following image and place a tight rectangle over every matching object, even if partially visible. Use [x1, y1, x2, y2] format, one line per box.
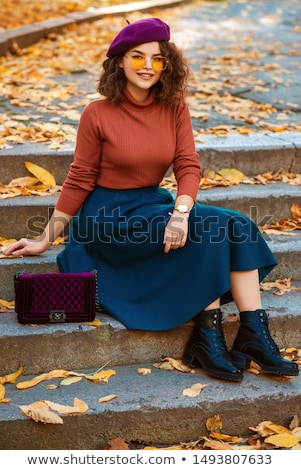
[124, 54, 168, 71]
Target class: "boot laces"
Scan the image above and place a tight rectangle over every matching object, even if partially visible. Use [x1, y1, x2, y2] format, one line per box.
[260, 311, 278, 351]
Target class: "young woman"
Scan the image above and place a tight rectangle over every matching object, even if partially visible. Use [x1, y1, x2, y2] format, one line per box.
[4, 18, 298, 381]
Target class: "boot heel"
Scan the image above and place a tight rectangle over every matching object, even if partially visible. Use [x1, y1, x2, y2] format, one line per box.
[182, 350, 198, 368]
[231, 352, 247, 369]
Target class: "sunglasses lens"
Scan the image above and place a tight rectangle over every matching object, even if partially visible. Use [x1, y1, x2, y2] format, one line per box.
[129, 56, 146, 68]
[152, 57, 167, 70]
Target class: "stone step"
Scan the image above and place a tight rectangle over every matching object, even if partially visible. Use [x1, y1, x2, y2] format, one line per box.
[1, 132, 301, 186]
[0, 283, 300, 376]
[1, 182, 300, 240]
[1, 359, 300, 450]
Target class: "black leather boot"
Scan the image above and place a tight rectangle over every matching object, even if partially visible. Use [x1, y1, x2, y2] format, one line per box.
[231, 309, 299, 376]
[182, 309, 243, 382]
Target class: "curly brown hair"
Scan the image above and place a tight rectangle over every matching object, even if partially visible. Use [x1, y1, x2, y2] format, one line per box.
[97, 41, 190, 105]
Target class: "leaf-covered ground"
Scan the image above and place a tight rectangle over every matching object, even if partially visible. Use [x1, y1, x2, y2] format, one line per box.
[1, 1, 301, 149]
[0, 0, 140, 30]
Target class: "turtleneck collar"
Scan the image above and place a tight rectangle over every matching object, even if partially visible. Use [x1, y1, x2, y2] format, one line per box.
[123, 88, 156, 110]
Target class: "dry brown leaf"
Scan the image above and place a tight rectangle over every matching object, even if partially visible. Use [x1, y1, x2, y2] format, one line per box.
[292, 427, 301, 440]
[104, 437, 129, 450]
[74, 398, 89, 414]
[291, 203, 301, 219]
[30, 408, 63, 424]
[209, 432, 239, 443]
[260, 277, 300, 296]
[98, 394, 117, 404]
[152, 360, 174, 371]
[249, 420, 292, 437]
[182, 383, 208, 397]
[153, 357, 194, 373]
[20, 405, 63, 424]
[289, 415, 299, 430]
[43, 398, 87, 415]
[206, 415, 223, 433]
[28, 401, 49, 409]
[203, 439, 233, 450]
[8, 176, 39, 187]
[137, 368, 152, 375]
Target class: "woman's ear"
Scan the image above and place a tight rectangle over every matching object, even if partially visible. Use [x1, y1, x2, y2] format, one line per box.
[118, 58, 124, 68]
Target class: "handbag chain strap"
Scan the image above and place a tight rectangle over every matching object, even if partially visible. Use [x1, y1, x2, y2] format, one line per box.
[92, 269, 102, 312]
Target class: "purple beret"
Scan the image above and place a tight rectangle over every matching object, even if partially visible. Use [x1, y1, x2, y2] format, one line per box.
[106, 18, 170, 58]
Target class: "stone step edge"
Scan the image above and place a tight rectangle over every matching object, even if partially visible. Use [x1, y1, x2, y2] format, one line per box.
[0, 0, 184, 56]
[0, 361, 300, 450]
[1, 180, 301, 208]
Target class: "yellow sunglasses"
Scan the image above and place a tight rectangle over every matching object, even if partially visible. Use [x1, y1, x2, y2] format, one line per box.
[124, 55, 168, 71]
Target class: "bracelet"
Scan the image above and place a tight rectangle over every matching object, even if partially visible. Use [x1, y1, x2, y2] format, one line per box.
[168, 212, 189, 217]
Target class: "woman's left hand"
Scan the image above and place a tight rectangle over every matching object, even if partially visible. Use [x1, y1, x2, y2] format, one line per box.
[163, 213, 188, 253]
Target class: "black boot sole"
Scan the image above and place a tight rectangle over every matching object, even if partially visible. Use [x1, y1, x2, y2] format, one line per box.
[182, 351, 243, 382]
[231, 351, 299, 376]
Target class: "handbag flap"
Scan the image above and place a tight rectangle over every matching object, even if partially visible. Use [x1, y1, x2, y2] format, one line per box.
[14, 272, 96, 323]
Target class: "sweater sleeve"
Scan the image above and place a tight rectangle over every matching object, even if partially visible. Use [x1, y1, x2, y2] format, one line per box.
[56, 102, 102, 215]
[173, 102, 201, 202]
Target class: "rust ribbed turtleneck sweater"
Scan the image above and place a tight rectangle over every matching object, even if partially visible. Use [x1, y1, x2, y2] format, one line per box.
[56, 90, 201, 216]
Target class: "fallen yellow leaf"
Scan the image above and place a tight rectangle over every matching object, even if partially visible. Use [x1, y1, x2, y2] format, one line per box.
[85, 369, 116, 383]
[16, 369, 69, 389]
[1, 365, 23, 384]
[264, 433, 299, 448]
[0, 384, 6, 401]
[84, 317, 102, 327]
[25, 161, 56, 188]
[217, 168, 246, 184]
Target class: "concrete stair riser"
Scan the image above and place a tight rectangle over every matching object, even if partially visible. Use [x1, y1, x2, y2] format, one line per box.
[1, 182, 301, 239]
[1, 138, 301, 185]
[0, 286, 300, 376]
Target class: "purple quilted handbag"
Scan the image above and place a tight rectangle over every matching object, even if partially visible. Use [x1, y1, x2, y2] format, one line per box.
[14, 271, 96, 324]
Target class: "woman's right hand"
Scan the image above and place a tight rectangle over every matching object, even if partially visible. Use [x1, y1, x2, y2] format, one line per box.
[2, 237, 51, 257]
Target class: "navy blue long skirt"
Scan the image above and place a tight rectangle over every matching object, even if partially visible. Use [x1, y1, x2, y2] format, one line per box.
[57, 186, 277, 331]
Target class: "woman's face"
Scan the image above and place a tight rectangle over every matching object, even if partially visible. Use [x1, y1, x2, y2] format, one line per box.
[119, 41, 164, 101]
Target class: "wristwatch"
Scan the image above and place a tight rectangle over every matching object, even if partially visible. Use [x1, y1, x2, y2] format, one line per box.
[175, 204, 190, 214]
